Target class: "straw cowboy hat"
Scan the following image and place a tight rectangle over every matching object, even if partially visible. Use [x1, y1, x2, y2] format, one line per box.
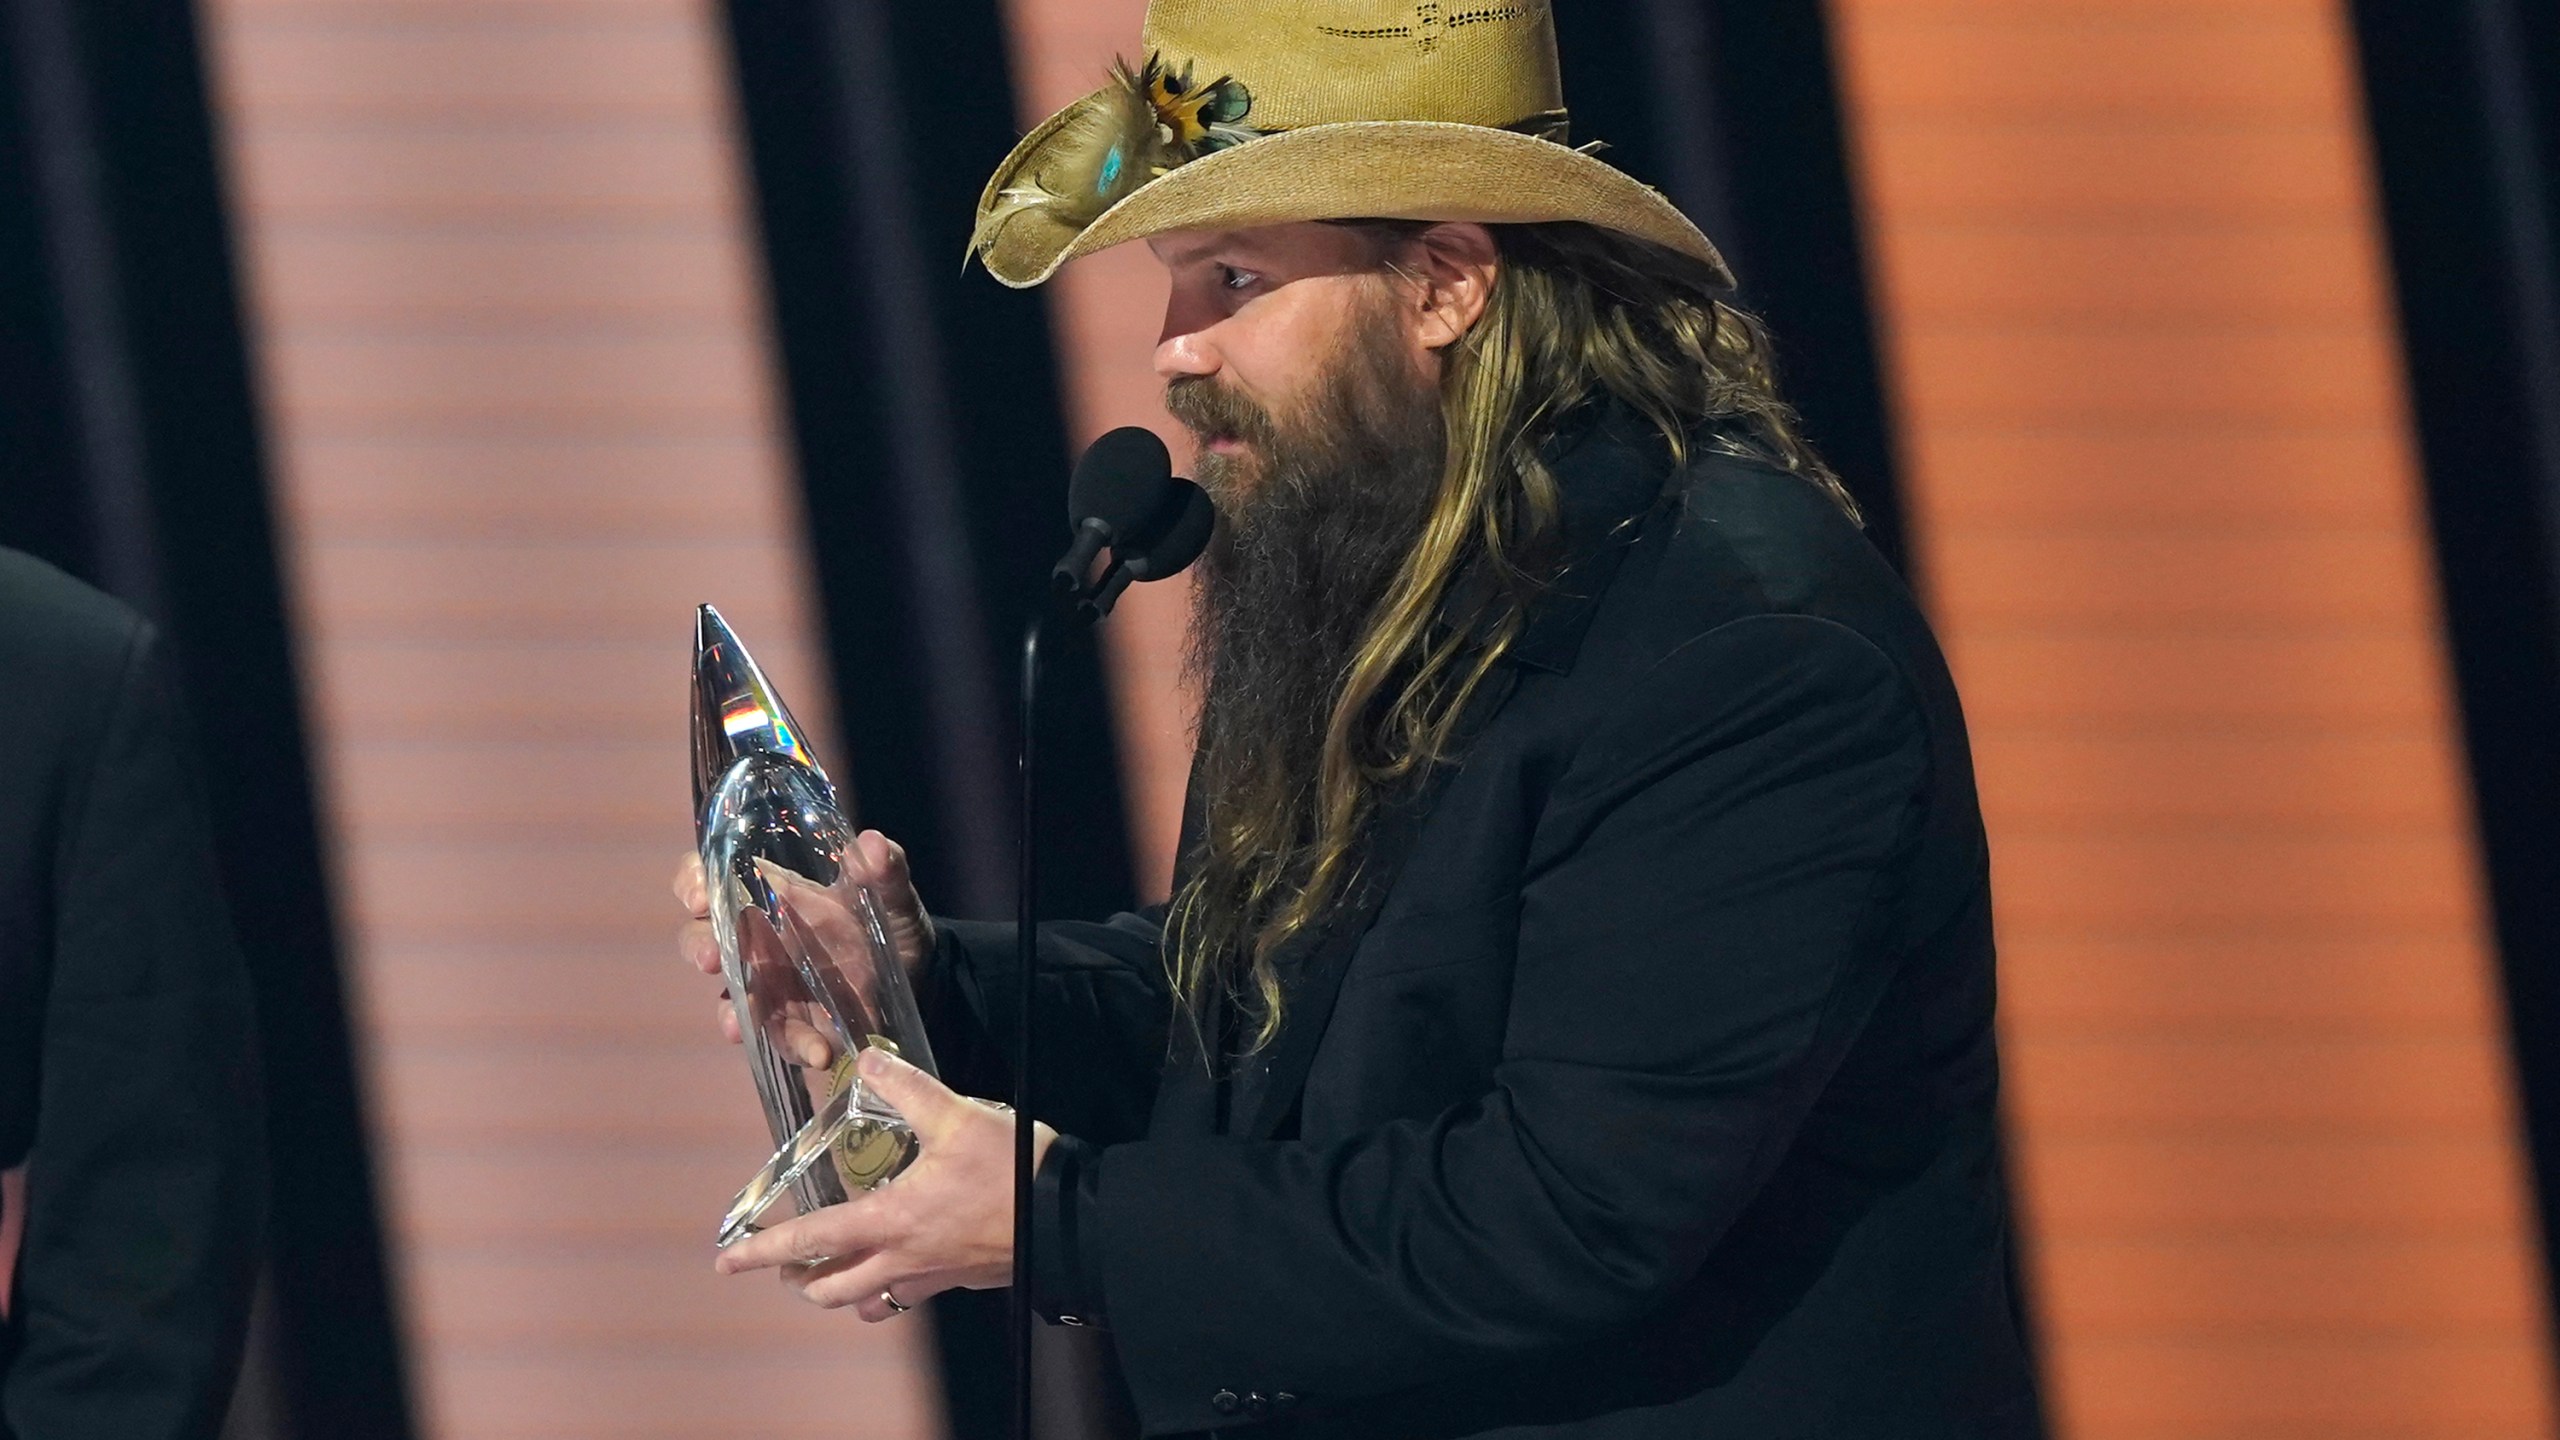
[967, 0, 1733, 290]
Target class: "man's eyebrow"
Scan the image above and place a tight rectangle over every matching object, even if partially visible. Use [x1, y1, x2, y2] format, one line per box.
[1161, 232, 1261, 268]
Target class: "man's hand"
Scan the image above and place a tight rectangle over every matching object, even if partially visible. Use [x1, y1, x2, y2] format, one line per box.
[714, 1046, 1055, 1321]
[673, 829, 937, 1045]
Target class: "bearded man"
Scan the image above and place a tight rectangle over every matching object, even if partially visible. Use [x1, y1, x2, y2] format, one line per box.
[682, 3, 2042, 1435]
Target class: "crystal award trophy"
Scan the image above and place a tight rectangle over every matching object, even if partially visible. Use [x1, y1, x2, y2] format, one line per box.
[693, 604, 940, 1247]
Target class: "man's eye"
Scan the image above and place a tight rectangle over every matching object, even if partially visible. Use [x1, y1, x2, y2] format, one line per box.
[1219, 266, 1259, 292]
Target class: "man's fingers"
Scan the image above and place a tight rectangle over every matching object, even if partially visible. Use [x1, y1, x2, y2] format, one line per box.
[799, 1252, 949, 1319]
[778, 1015, 835, 1069]
[852, 830, 911, 891]
[839, 830, 936, 976]
[793, 1249, 891, 1311]
[672, 850, 708, 917]
[716, 1200, 889, 1275]
[679, 918, 722, 976]
[716, 996, 741, 1045]
[757, 861, 872, 967]
[857, 1047, 966, 1135]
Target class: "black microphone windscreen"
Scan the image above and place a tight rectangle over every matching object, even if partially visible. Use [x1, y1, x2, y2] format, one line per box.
[1125, 482, 1217, 581]
[1068, 427, 1175, 531]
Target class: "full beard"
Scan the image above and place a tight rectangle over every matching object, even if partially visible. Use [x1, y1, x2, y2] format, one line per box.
[1167, 302, 1449, 903]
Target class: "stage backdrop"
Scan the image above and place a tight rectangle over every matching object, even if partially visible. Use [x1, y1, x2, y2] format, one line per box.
[1830, 2, 2557, 1435]
[197, 1, 938, 1436]
[178, 0, 2560, 1437]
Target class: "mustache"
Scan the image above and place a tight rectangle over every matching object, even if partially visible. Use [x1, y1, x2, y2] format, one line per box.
[1165, 376, 1281, 450]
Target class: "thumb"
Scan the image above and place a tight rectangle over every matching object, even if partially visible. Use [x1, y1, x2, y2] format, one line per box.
[852, 830, 911, 892]
[857, 1045, 963, 1135]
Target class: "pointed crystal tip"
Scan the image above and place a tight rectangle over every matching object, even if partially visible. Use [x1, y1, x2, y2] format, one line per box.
[690, 603, 828, 826]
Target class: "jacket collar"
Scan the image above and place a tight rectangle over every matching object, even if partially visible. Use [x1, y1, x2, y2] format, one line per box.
[1466, 396, 1677, 676]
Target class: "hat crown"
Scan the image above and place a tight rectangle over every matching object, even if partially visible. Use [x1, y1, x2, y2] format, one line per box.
[968, 0, 1727, 290]
[1139, 0, 1563, 133]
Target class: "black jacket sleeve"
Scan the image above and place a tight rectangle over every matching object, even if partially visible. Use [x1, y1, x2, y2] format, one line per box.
[925, 909, 1174, 1146]
[1083, 615, 1933, 1433]
[3, 622, 267, 1440]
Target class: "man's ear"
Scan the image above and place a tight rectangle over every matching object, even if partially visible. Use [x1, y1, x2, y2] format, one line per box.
[1402, 223, 1500, 351]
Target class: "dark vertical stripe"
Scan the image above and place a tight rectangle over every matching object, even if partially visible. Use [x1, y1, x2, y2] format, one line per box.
[719, 5, 1140, 1436]
[2348, 0, 2560, 1327]
[0, 1, 417, 1436]
[815, 0, 1014, 915]
[1631, 0, 1742, 263]
[1553, 0, 1912, 577]
[721, 0, 1136, 925]
[3, 0, 155, 614]
[0, 2, 84, 571]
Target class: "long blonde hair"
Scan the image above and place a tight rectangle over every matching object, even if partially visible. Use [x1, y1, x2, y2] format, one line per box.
[1168, 220, 1856, 1055]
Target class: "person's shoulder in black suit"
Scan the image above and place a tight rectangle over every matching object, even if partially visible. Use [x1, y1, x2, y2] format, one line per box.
[0, 547, 266, 1440]
[1652, 439, 1929, 648]
[0, 547, 148, 700]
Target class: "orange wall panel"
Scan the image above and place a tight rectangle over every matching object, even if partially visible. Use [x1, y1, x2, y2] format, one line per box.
[1829, 2, 2555, 1436]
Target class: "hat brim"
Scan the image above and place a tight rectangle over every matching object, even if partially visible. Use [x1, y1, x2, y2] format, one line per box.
[973, 100, 1735, 291]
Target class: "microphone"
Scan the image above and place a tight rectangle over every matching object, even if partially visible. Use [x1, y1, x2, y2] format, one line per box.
[1082, 480, 1216, 618]
[1126, 481, 1216, 578]
[1051, 427, 1175, 597]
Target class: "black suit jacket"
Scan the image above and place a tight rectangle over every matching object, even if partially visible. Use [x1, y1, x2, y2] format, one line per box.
[929, 405, 2042, 1438]
[0, 550, 265, 1440]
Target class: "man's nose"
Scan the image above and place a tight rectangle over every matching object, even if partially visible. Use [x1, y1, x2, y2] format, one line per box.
[1155, 302, 1221, 381]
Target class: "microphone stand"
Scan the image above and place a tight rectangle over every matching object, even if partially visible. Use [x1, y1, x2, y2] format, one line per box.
[1011, 474, 1208, 1440]
[1012, 580, 1105, 1440]
[1013, 604, 1054, 1440]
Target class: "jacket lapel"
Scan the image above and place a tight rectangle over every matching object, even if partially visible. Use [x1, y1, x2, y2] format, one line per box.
[1231, 398, 1676, 1140]
[1240, 664, 1521, 1139]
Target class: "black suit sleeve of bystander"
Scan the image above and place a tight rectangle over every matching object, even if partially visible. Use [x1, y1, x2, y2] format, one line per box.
[2, 621, 267, 1440]
[1085, 614, 1934, 1434]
